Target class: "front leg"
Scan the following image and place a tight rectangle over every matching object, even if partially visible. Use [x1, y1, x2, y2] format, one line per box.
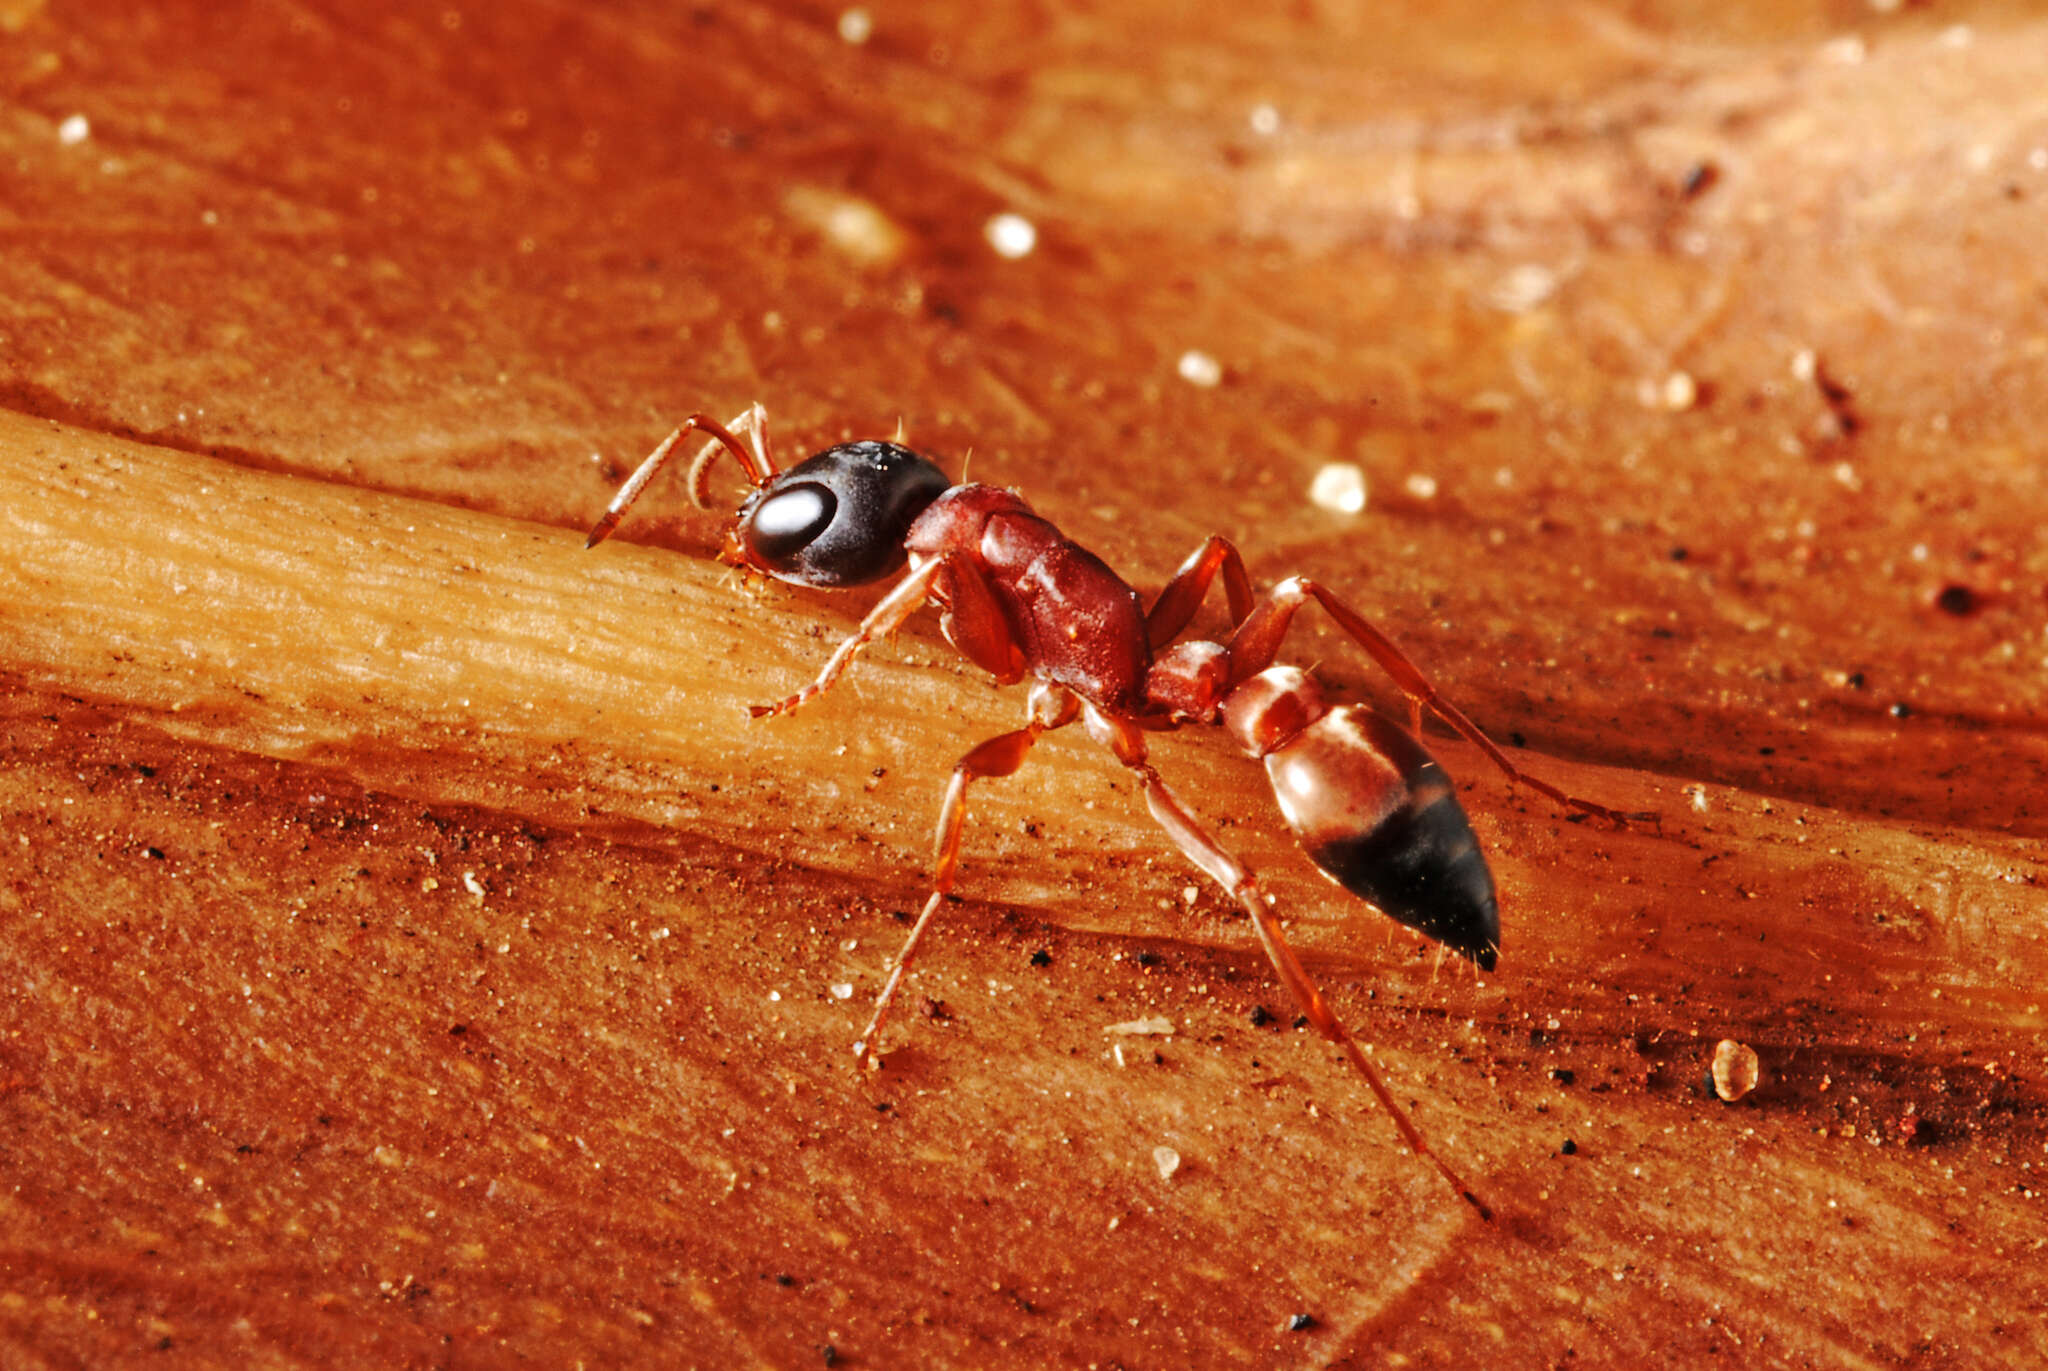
[750, 557, 944, 718]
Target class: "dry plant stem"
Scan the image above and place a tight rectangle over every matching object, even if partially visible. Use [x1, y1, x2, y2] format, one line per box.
[0, 413, 988, 871]
[0, 413, 1376, 920]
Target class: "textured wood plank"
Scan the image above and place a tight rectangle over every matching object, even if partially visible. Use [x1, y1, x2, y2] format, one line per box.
[3, 3, 2045, 1369]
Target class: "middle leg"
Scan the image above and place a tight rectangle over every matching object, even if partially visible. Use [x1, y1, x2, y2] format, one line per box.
[1143, 535, 1257, 650]
[855, 684, 1081, 1067]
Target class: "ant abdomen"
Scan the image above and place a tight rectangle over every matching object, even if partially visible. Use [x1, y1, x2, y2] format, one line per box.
[1223, 668, 1500, 969]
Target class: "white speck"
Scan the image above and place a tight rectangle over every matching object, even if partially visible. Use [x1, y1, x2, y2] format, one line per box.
[1176, 349, 1222, 388]
[1790, 348, 1817, 383]
[1493, 466, 1515, 489]
[837, 7, 873, 44]
[985, 211, 1037, 259]
[1660, 371, 1698, 411]
[830, 982, 855, 1000]
[1965, 143, 1995, 173]
[1248, 103, 1281, 136]
[768, 990, 782, 1002]
[1104, 1016, 1175, 1036]
[1308, 462, 1367, 515]
[1686, 784, 1710, 813]
[1404, 473, 1439, 500]
[785, 186, 907, 267]
[651, 926, 671, 941]
[1488, 263, 1558, 312]
[2029, 147, 2048, 172]
[1821, 35, 1866, 65]
[1937, 23, 1973, 48]
[58, 114, 90, 145]
[1909, 543, 1929, 562]
[1152, 1146, 1182, 1180]
[462, 871, 486, 898]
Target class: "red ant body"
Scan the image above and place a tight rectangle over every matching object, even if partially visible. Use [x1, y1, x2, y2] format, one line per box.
[587, 405, 1632, 1219]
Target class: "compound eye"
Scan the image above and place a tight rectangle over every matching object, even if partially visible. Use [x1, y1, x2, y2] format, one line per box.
[743, 483, 837, 569]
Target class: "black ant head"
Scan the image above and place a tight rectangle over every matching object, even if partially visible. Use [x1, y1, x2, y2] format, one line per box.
[725, 441, 952, 587]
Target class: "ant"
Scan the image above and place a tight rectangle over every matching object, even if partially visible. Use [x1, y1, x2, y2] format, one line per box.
[586, 404, 1636, 1220]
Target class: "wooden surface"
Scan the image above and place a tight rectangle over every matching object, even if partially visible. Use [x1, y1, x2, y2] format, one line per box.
[3, 2, 2045, 1367]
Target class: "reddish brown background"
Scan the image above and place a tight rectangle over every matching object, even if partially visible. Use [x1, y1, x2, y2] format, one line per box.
[3, 1, 2045, 1367]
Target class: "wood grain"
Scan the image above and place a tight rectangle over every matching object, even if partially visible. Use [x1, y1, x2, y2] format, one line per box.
[3, 3, 2045, 1368]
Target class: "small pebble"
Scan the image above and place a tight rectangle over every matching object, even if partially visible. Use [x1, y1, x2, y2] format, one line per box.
[1710, 1039, 1761, 1102]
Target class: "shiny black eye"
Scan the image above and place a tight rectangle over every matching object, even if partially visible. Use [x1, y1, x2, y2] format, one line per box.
[732, 441, 950, 587]
[744, 483, 836, 567]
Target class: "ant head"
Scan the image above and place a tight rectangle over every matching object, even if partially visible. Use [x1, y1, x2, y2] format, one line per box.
[726, 441, 951, 587]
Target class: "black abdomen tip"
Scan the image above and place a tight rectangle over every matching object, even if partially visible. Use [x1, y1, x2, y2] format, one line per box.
[1310, 787, 1500, 969]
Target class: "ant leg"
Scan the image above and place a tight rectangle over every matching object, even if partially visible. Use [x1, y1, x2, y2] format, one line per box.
[1143, 535, 1256, 650]
[749, 557, 944, 719]
[585, 410, 771, 548]
[1225, 578, 1638, 825]
[1082, 705, 1490, 1220]
[856, 685, 1081, 1067]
